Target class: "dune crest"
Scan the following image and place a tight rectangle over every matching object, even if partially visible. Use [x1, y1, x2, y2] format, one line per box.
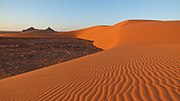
[0, 20, 180, 101]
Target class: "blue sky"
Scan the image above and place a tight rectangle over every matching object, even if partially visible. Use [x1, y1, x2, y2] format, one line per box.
[0, 0, 180, 31]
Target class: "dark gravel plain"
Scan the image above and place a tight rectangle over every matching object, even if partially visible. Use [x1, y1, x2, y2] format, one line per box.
[0, 37, 102, 79]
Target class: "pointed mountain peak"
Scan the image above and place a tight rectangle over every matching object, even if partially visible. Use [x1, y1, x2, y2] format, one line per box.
[46, 27, 54, 31]
[45, 27, 56, 32]
[22, 27, 38, 32]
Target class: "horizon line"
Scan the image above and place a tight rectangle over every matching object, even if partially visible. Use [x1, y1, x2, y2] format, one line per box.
[1, 19, 180, 32]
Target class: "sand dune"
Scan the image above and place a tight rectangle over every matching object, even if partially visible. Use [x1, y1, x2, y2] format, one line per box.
[0, 20, 180, 101]
[74, 20, 180, 49]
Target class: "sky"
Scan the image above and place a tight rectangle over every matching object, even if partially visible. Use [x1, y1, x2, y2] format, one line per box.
[0, 0, 180, 31]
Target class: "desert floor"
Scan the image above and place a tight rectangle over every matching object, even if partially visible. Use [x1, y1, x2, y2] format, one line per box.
[0, 20, 179, 101]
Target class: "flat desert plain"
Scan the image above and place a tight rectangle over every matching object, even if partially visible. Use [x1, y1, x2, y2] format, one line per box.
[0, 20, 180, 101]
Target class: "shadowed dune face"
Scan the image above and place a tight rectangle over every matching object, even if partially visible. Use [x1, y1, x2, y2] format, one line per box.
[0, 20, 180, 101]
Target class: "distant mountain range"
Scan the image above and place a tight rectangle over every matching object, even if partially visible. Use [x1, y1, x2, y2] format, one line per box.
[22, 27, 57, 33]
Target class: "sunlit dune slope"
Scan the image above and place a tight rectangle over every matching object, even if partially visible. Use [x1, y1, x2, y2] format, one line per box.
[70, 25, 118, 49]
[0, 20, 179, 101]
[115, 20, 180, 46]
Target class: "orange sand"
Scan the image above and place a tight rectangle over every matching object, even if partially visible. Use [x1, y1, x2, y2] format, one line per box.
[0, 20, 180, 101]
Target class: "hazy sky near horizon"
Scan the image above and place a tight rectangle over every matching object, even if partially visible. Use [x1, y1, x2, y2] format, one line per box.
[0, 0, 180, 31]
